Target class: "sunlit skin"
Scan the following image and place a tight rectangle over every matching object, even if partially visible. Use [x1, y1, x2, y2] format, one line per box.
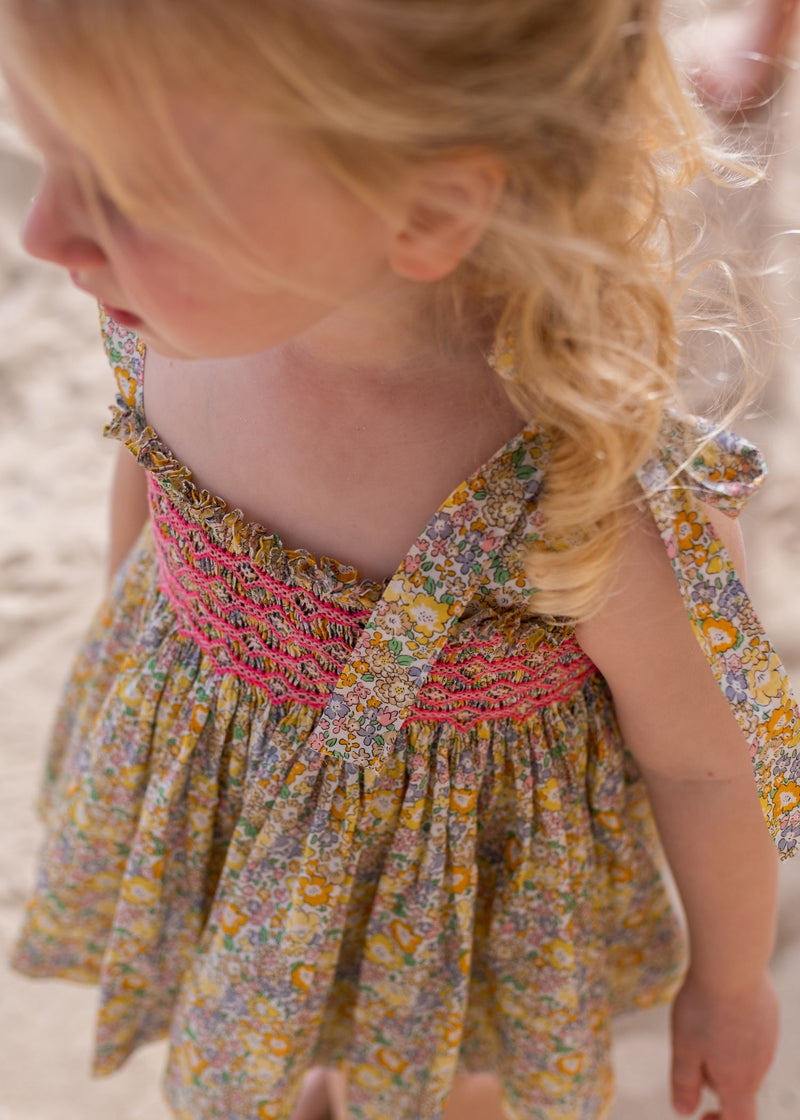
[8, 72, 522, 582]
[12, 78, 398, 360]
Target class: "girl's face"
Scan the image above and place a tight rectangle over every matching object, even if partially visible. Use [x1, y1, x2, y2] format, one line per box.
[9, 76, 395, 360]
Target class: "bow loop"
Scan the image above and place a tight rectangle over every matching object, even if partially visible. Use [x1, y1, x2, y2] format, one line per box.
[648, 412, 766, 515]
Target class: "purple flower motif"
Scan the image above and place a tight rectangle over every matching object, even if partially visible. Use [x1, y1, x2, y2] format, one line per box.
[690, 579, 714, 605]
[360, 725, 377, 748]
[458, 546, 482, 575]
[326, 696, 350, 720]
[429, 513, 453, 540]
[718, 580, 744, 616]
[723, 671, 749, 705]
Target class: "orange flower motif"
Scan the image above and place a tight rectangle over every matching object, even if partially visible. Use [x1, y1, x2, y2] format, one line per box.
[674, 510, 703, 551]
[353, 1065, 391, 1092]
[114, 364, 138, 407]
[449, 787, 478, 816]
[329, 790, 350, 821]
[266, 1033, 290, 1057]
[377, 1048, 409, 1075]
[285, 759, 307, 785]
[120, 876, 159, 907]
[541, 939, 574, 970]
[291, 962, 314, 992]
[766, 703, 796, 742]
[220, 902, 249, 936]
[772, 780, 800, 814]
[182, 1041, 209, 1077]
[450, 865, 474, 894]
[364, 933, 400, 969]
[297, 873, 333, 908]
[189, 703, 210, 735]
[700, 616, 739, 654]
[556, 1053, 585, 1077]
[390, 919, 422, 955]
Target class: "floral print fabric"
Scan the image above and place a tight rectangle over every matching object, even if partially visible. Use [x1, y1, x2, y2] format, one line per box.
[11, 311, 798, 1120]
[639, 417, 800, 855]
[308, 433, 550, 766]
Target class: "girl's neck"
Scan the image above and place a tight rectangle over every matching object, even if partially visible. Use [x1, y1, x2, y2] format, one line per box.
[272, 278, 491, 395]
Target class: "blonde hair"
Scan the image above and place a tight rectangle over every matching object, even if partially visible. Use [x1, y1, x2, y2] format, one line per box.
[1, 0, 753, 618]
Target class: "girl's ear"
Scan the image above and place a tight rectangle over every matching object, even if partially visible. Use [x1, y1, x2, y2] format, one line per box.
[387, 151, 507, 282]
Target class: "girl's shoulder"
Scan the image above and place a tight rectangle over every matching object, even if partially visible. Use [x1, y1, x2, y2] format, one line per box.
[576, 411, 766, 680]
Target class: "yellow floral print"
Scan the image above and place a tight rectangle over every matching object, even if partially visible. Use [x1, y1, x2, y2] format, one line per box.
[10, 316, 799, 1120]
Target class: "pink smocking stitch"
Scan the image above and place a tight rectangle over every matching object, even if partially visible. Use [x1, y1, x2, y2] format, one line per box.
[149, 477, 598, 725]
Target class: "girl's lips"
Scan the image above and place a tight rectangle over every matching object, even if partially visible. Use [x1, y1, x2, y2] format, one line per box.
[69, 275, 144, 329]
[99, 303, 144, 330]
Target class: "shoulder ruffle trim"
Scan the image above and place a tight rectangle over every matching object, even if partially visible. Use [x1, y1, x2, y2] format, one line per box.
[103, 382, 391, 612]
[104, 401, 388, 610]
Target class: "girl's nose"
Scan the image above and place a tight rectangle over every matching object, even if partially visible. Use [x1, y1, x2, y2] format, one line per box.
[22, 175, 108, 272]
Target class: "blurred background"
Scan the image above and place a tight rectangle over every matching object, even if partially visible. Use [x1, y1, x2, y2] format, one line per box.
[0, 1, 799, 1117]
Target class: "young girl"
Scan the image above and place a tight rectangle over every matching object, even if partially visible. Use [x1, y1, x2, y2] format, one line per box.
[3, 1, 798, 1118]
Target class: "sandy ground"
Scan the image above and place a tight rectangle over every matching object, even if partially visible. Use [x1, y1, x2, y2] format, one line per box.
[1, 7, 800, 1119]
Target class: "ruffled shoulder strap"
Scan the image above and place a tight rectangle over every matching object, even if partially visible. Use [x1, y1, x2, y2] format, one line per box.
[99, 307, 146, 419]
[638, 412, 799, 859]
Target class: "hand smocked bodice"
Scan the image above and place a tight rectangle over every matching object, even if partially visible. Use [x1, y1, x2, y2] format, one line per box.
[103, 314, 598, 740]
[144, 472, 597, 725]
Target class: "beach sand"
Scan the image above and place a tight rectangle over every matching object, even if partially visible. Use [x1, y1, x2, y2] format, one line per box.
[1, 11, 799, 1117]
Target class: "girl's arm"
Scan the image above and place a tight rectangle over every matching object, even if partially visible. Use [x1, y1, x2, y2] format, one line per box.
[108, 443, 149, 582]
[576, 504, 780, 1120]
